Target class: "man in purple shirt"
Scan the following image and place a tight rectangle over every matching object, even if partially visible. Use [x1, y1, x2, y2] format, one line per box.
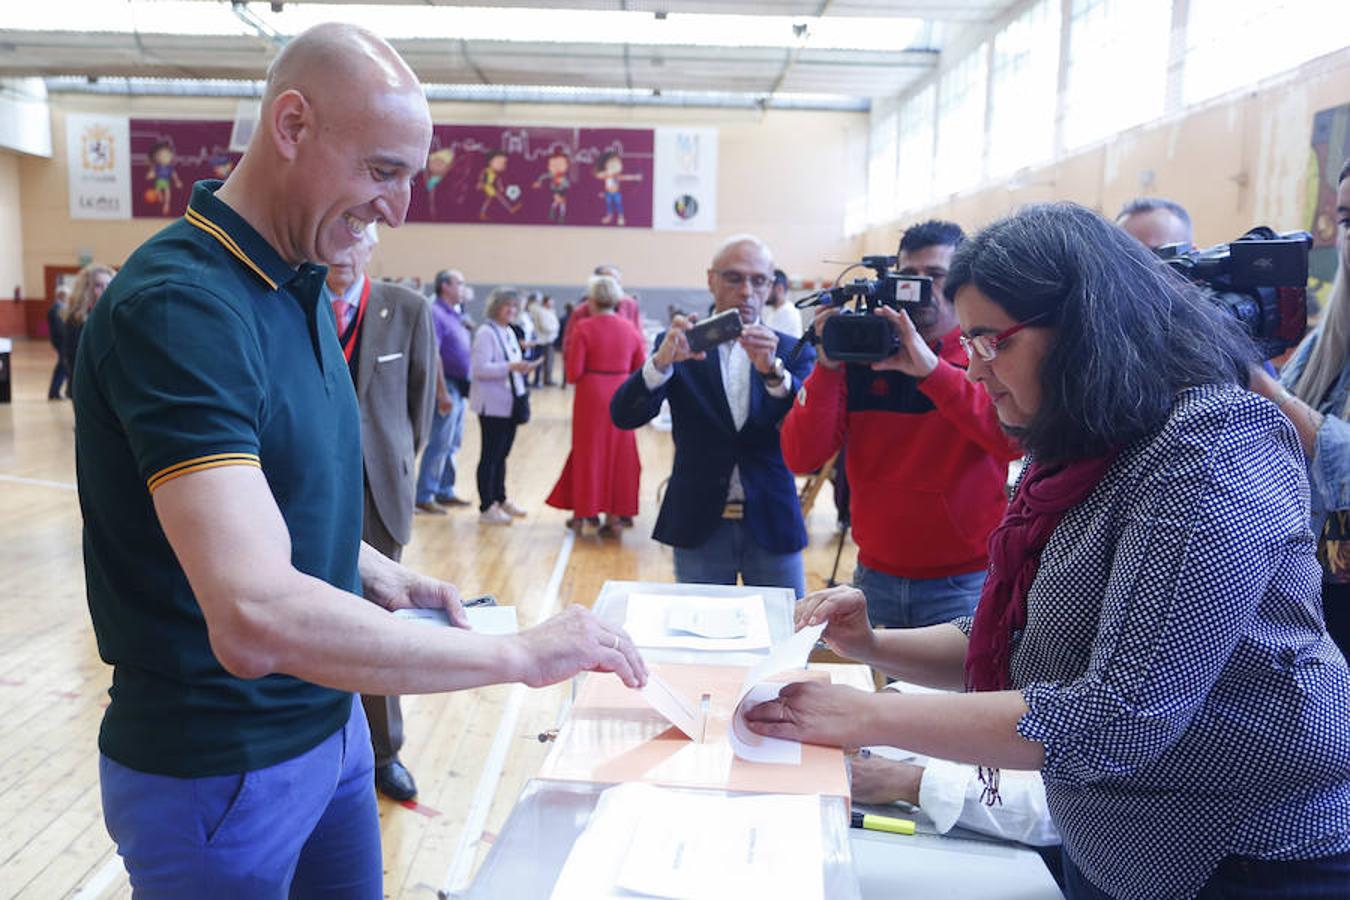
[416, 269, 474, 512]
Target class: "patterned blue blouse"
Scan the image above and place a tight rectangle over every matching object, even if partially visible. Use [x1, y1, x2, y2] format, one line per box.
[963, 384, 1350, 899]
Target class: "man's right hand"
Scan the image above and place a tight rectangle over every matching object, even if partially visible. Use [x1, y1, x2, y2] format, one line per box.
[509, 605, 648, 689]
[651, 314, 706, 372]
[796, 586, 877, 663]
[811, 307, 842, 370]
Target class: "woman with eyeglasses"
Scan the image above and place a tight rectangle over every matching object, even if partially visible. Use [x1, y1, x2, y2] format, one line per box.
[746, 203, 1350, 899]
[1251, 157, 1350, 661]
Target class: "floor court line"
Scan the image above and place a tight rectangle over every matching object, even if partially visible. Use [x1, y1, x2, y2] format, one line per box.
[0, 473, 77, 491]
[439, 526, 576, 899]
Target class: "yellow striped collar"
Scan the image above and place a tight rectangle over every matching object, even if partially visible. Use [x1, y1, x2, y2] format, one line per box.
[184, 207, 278, 291]
[181, 181, 301, 292]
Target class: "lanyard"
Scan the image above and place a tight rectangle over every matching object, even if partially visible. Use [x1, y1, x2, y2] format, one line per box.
[339, 276, 372, 363]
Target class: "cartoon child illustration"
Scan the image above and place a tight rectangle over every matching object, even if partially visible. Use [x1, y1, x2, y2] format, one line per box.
[594, 151, 643, 226]
[477, 150, 521, 220]
[532, 149, 572, 223]
[144, 140, 183, 216]
[424, 147, 455, 216]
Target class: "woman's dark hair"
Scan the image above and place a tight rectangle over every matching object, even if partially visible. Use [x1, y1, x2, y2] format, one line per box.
[946, 202, 1257, 464]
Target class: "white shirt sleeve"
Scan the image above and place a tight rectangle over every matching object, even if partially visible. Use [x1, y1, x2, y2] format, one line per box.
[918, 758, 1060, 847]
[642, 355, 674, 391]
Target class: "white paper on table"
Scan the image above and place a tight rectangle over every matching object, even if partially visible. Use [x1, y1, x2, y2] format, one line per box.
[623, 593, 771, 651]
[392, 605, 519, 635]
[550, 782, 825, 900]
[640, 671, 703, 741]
[727, 622, 826, 764]
[665, 603, 749, 639]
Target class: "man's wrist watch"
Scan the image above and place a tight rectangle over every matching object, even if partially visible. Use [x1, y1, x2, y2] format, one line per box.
[762, 357, 787, 386]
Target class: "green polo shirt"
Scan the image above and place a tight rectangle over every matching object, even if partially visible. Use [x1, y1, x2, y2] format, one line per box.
[74, 180, 362, 777]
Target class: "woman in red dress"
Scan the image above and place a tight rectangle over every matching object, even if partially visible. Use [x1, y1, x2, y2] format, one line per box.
[547, 275, 646, 535]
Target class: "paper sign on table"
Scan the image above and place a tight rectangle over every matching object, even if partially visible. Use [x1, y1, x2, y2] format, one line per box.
[665, 603, 748, 639]
[623, 593, 771, 651]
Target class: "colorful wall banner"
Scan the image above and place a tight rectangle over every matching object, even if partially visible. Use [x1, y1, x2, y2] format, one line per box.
[652, 127, 718, 232]
[66, 113, 131, 220]
[409, 125, 654, 228]
[119, 118, 712, 232]
[129, 119, 241, 219]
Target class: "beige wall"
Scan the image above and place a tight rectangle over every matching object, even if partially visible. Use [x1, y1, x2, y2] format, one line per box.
[0, 150, 23, 296]
[860, 46, 1350, 254]
[19, 95, 866, 297]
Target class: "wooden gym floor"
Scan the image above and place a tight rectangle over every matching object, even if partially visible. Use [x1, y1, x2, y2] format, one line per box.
[0, 335, 855, 898]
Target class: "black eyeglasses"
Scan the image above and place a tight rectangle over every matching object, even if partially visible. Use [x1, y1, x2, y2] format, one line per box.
[713, 270, 772, 291]
[959, 312, 1050, 362]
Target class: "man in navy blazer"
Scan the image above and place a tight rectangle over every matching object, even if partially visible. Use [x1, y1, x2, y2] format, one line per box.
[612, 235, 815, 596]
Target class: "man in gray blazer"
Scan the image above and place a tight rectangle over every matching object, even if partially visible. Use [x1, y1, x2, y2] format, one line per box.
[325, 225, 437, 801]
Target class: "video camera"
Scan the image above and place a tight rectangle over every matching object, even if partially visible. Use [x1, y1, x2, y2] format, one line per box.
[792, 255, 934, 364]
[1159, 227, 1312, 359]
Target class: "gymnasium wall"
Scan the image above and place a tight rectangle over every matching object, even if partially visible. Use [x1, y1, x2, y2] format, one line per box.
[11, 95, 868, 310]
[858, 45, 1350, 255]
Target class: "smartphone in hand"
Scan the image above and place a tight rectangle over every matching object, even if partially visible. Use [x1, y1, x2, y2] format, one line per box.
[683, 309, 744, 354]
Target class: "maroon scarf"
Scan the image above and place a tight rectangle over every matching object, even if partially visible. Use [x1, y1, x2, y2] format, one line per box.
[965, 452, 1117, 694]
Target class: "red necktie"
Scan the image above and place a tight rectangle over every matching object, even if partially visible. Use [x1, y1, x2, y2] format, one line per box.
[332, 299, 351, 333]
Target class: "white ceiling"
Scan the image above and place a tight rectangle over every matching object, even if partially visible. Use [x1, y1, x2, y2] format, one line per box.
[0, 1, 1024, 106]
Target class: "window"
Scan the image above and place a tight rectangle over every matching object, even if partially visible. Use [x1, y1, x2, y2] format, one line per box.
[867, 96, 900, 227]
[1183, 0, 1350, 106]
[933, 46, 989, 197]
[987, 0, 1061, 178]
[1062, 0, 1170, 151]
[895, 84, 936, 214]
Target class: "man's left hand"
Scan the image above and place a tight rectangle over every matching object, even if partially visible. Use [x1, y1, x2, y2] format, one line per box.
[871, 306, 939, 378]
[361, 547, 468, 626]
[740, 323, 780, 374]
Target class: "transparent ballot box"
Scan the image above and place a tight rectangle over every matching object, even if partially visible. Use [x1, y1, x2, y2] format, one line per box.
[464, 778, 860, 900]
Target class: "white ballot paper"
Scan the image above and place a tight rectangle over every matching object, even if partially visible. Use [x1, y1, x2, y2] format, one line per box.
[550, 782, 825, 900]
[634, 622, 827, 764]
[392, 605, 519, 635]
[640, 672, 703, 741]
[623, 593, 771, 651]
[727, 622, 826, 765]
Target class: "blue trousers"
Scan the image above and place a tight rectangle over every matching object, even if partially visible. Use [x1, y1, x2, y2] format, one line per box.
[1065, 849, 1350, 899]
[100, 697, 381, 899]
[673, 517, 805, 598]
[415, 379, 467, 504]
[853, 561, 984, 629]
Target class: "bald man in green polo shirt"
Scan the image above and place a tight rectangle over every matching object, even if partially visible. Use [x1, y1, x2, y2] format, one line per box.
[73, 23, 645, 898]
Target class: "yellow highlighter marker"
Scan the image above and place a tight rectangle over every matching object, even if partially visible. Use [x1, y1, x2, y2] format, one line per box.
[851, 811, 917, 835]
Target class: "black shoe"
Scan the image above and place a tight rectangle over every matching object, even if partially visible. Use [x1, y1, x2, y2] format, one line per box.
[374, 761, 418, 801]
[434, 493, 471, 507]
